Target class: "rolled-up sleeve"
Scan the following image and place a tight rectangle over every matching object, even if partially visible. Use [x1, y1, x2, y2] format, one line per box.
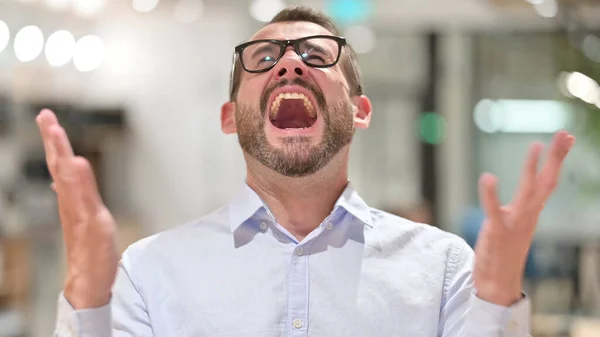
[438, 238, 532, 337]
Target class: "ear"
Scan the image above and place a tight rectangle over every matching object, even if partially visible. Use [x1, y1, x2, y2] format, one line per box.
[221, 101, 237, 134]
[352, 95, 372, 129]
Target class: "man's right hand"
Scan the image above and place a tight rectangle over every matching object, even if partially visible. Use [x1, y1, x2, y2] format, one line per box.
[36, 109, 119, 309]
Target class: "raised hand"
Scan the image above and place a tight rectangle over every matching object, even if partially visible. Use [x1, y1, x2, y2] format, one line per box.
[36, 109, 119, 309]
[473, 130, 575, 306]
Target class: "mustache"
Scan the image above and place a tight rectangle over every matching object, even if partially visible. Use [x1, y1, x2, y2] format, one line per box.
[260, 78, 327, 116]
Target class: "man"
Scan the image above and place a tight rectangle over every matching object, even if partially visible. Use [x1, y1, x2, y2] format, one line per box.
[41, 5, 574, 337]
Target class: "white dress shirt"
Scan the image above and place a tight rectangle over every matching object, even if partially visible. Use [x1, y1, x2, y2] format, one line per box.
[54, 182, 530, 336]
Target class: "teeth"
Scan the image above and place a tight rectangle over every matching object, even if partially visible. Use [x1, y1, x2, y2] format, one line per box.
[270, 92, 316, 119]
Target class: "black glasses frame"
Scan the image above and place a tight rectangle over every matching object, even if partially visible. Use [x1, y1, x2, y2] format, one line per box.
[234, 35, 347, 73]
[229, 35, 347, 99]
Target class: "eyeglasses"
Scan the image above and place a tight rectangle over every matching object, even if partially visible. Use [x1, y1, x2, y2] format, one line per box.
[229, 35, 347, 98]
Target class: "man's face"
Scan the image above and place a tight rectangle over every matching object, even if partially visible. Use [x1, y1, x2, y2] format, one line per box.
[233, 22, 355, 177]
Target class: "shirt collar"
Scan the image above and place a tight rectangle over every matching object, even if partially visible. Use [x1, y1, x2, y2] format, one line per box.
[227, 181, 374, 232]
[332, 182, 374, 228]
[228, 183, 267, 232]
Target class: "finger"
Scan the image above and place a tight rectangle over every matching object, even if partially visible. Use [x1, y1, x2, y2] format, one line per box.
[55, 183, 77, 246]
[36, 109, 57, 132]
[478, 173, 504, 230]
[73, 156, 105, 214]
[55, 157, 89, 246]
[511, 142, 543, 211]
[37, 110, 87, 249]
[36, 109, 60, 137]
[48, 127, 83, 241]
[48, 124, 74, 158]
[46, 126, 76, 187]
[37, 110, 75, 180]
[533, 130, 575, 204]
[36, 111, 60, 176]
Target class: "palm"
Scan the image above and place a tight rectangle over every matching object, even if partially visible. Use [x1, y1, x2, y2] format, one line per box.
[37, 109, 119, 309]
[473, 131, 574, 305]
[66, 207, 118, 301]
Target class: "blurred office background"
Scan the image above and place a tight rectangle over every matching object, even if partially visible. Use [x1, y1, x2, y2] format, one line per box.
[0, 0, 599, 336]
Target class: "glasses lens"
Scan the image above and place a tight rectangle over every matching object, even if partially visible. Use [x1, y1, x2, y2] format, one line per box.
[298, 37, 340, 66]
[241, 41, 281, 72]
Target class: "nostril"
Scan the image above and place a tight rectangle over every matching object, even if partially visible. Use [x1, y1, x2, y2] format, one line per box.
[294, 68, 303, 75]
[278, 68, 287, 77]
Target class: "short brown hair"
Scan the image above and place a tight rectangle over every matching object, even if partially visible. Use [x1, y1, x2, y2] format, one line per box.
[228, 5, 363, 101]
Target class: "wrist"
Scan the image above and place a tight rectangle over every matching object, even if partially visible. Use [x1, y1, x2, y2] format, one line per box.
[476, 282, 523, 307]
[64, 278, 111, 309]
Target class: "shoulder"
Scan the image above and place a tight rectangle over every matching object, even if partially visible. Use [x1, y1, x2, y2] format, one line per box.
[368, 207, 473, 262]
[120, 206, 230, 269]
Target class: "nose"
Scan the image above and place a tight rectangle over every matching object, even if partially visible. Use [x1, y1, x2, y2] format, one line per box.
[273, 47, 309, 81]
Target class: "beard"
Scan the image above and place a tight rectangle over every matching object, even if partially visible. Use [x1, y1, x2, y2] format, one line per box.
[235, 79, 354, 177]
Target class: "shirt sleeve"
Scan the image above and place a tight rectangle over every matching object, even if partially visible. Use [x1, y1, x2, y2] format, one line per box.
[438, 238, 532, 337]
[53, 250, 154, 337]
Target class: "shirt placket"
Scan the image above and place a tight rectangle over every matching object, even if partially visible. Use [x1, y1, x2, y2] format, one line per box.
[286, 240, 311, 337]
[274, 208, 338, 337]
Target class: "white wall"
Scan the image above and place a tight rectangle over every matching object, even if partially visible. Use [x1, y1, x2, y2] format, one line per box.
[0, 6, 252, 334]
[0, 3, 251, 234]
[89, 6, 251, 232]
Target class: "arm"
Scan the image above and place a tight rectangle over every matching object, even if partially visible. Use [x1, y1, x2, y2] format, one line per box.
[440, 131, 574, 336]
[35, 109, 149, 336]
[54, 254, 153, 337]
[438, 240, 530, 337]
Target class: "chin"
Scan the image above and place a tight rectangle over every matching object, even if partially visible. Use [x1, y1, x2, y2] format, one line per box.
[265, 130, 323, 151]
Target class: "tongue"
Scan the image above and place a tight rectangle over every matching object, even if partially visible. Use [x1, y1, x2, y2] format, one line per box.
[272, 99, 315, 129]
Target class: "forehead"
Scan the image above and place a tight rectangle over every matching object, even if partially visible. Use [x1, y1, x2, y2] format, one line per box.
[250, 21, 334, 41]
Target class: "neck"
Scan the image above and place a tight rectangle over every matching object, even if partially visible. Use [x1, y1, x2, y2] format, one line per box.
[245, 149, 350, 241]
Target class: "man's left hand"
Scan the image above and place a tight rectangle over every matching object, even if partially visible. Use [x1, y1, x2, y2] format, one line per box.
[473, 130, 575, 306]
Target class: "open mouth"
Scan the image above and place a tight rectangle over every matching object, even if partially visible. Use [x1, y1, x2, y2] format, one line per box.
[269, 92, 317, 129]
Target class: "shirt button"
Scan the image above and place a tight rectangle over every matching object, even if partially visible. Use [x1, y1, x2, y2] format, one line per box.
[292, 319, 303, 329]
[260, 222, 267, 230]
[295, 247, 304, 256]
[325, 222, 333, 230]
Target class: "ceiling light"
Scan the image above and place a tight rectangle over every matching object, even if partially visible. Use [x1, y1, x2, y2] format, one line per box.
[45, 30, 76, 67]
[0, 21, 9, 54]
[14, 25, 44, 62]
[73, 35, 104, 72]
[73, 0, 105, 17]
[133, 0, 159, 13]
[533, 0, 558, 18]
